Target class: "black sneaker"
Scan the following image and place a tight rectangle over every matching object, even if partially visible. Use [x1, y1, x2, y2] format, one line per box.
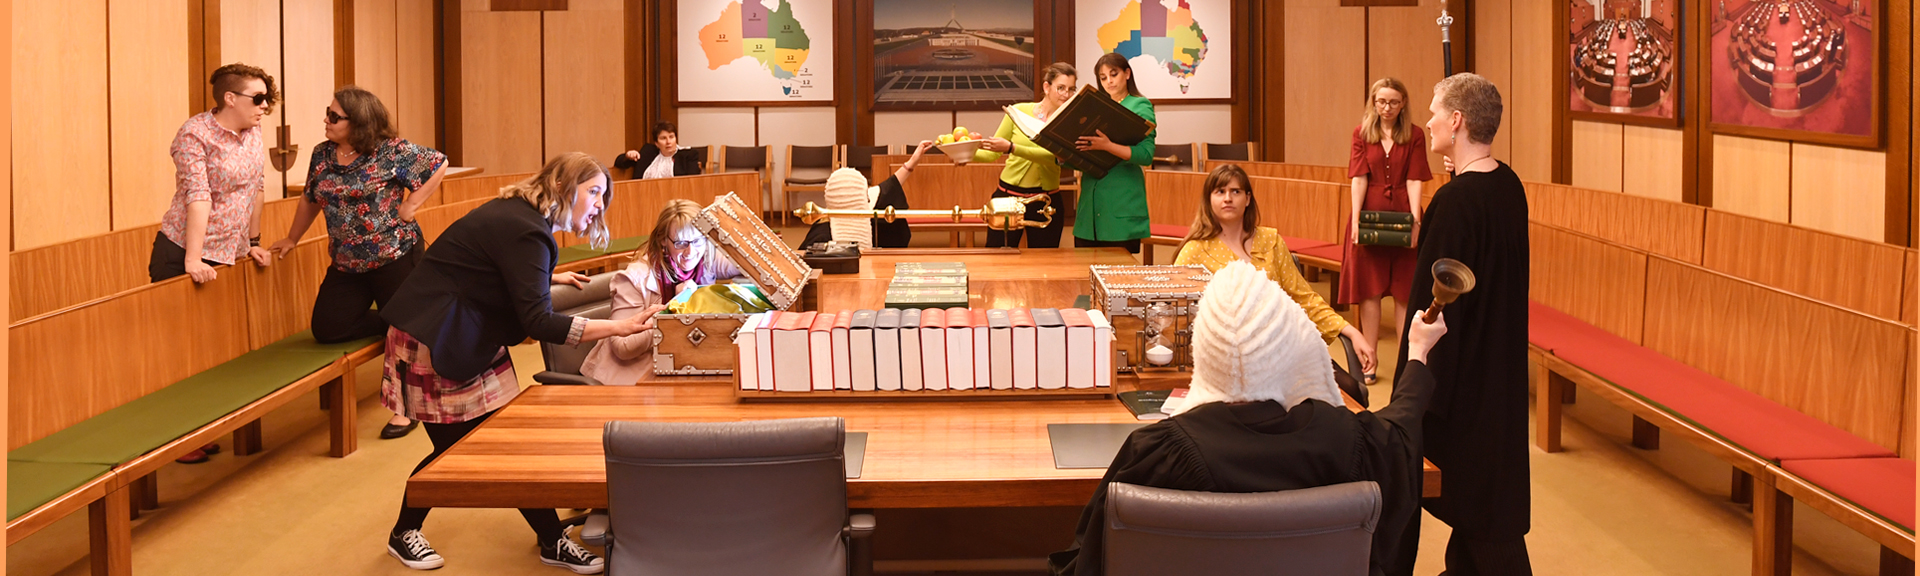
[388, 529, 445, 570]
[539, 530, 604, 574]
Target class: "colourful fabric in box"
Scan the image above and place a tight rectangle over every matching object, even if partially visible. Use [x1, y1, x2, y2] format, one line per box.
[1781, 457, 1915, 532]
[7, 461, 111, 521]
[8, 335, 346, 466]
[1149, 224, 1188, 239]
[1550, 326, 1894, 462]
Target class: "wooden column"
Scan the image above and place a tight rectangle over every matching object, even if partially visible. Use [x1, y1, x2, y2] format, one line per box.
[1751, 478, 1793, 576]
[89, 487, 134, 576]
[1533, 365, 1563, 453]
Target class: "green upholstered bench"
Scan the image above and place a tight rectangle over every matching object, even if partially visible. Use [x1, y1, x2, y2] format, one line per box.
[555, 236, 646, 273]
[5, 330, 379, 573]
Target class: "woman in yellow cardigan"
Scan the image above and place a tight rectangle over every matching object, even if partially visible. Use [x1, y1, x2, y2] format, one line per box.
[974, 62, 1078, 248]
[1174, 164, 1377, 373]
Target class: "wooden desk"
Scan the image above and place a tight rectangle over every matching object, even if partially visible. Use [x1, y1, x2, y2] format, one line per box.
[405, 379, 1441, 510]
[407, 247, 1437, 509]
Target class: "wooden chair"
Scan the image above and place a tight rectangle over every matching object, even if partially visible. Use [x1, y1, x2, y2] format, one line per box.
[1152, 143, 1199, 172]
[783, 145, 839, 226]
[716, 145, 773, 220]
[843, 144, 894, 182]
[1200, 142, 1260, 165]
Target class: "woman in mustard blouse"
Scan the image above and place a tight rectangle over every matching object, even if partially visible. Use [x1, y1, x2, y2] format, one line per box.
[1174, 164, 1377, 373]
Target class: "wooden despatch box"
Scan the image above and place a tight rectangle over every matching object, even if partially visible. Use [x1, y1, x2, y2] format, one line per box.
[1089, 265, 1212, 372]
[651, 193, 817, 375]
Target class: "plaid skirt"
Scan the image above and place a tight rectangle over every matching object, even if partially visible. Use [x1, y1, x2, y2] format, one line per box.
[380, 327, 520, 424]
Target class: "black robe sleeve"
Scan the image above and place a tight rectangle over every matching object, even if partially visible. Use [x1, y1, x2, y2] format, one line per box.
[871, 176, 913, 248]
[1353, 360, 1438, 574]
[1047, 423, 1215, 576]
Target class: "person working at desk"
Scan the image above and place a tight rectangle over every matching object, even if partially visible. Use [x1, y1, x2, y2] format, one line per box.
[579, 199, 743, 385]
[377, 153, 666, 573]
[1048, 260, 1448, 576]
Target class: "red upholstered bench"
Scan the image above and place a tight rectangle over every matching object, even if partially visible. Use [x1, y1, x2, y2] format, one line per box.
[1776, 458, 1916, 574]
[1141, 224, 1190, 263]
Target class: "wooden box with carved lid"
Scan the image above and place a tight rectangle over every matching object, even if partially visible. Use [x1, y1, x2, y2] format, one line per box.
[1088, 265, 1212, 372]
[651, 192, 818, 375]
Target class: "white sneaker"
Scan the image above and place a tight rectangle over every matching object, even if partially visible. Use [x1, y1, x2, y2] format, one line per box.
[388, 529, 446, 570]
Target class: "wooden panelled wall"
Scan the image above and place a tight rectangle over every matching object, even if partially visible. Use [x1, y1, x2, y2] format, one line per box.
[7, 0, 433, 252]
[453, 0, 625, 175]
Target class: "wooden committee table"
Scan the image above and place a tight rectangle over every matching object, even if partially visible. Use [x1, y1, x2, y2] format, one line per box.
[407, 248, 1440, 509]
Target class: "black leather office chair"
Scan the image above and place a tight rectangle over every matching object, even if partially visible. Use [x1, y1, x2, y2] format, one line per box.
[1103, 481, 1382, 576]
[602, 417, 874, 576]
[534, 271, 617, 386]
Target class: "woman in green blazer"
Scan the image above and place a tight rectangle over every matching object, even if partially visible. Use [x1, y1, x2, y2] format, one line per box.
[1070, 52, 1156, 254]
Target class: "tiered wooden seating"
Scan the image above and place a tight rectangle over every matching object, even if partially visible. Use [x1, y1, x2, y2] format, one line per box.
[9, 224, 162, 323]
[1205, 159, 1347, 184]
[1523, 182, 1706, 264]
[1702, 210, 1910, 322]
[1528, 221, 1917, 574]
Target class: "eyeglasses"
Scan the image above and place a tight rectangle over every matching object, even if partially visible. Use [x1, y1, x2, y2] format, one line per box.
[232, 91, 272, 107]
[1374, 99, 1404, 108]
[325, 109, 350, 124]
[670, 238, 707, 249]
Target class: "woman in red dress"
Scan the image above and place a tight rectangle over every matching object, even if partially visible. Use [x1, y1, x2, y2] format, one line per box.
[1339, 78, 1432, 382]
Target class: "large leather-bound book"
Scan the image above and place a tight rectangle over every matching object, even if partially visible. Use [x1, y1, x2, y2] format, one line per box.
[831, 311, 853, 390]
[1006, 84, 1155, 179]
[899, 309, 924, 391]
[944, 308, 974, 390]
[1010, 309, 1038, 390]
[1089, 310, 1113, 388]
[1060, 308, 1095, 389]
[756, 311, 781, 391]
[850, 310, 877, 391]
[874, 309, 903, 391]
[773, 311, 816, 392]
[970, 309, 992, 391]
[919, 308, 949, 391]
[988, 309, 1014, 390]
[808, 313, 836, 391]
[1032, 308, 1068, 390]
[735, 313, 768, 391]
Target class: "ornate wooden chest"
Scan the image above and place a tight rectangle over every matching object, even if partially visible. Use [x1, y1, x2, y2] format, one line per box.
[1088, 265, 1212, 372]
[651, 193, 817, 375]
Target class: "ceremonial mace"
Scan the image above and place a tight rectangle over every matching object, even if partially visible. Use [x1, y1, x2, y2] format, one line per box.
[791, 194, 1057, 231]
[1423, 258, 1476, 323]
[1438, 0, 1456, 76]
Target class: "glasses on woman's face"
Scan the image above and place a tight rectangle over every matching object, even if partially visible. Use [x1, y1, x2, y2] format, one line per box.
[325, 109, 350, 124]
[1374, 98, 1404, 109]
[670, 237, 706, 250]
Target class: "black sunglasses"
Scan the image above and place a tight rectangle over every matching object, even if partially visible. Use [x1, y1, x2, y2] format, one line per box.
[325, 109, 350, 124]
[231, 91, 272, 107]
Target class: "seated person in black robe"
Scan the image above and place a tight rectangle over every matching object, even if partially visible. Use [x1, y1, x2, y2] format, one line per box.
[800, 140, 936, 249]
[613, 121, 704, 179]
[1048, 260, 1449, 576]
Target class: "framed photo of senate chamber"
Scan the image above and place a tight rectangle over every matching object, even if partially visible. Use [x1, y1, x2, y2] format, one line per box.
[1708, 0, 1882, 148]
[1568, 0, 1684, 126]
[677, 0, 837, 105]
[868, 0, 1038, 111]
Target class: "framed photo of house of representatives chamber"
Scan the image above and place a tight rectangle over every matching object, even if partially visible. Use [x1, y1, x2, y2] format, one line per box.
[1568, 0, 1684, 126]
[1707, 0, 1883, 148]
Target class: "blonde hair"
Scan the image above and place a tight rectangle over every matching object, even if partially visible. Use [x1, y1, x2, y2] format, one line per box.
[499, 152, 612, 249]
[1179, 164, 1260, 250]
[1359, 78, 1413, 145]
[1434, 73, 1504, 145]
[639, 199, 721, 290]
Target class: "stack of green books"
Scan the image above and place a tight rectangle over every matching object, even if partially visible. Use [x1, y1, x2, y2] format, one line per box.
[1357, 211, 1416, 247]
[886, 262, 969, 309]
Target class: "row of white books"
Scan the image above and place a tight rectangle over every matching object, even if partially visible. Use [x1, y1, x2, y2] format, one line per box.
[733, 308, 1115, 392]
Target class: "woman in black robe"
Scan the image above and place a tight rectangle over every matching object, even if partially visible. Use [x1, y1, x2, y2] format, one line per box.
[1049, 260, 1450, 576]
[1395, 72, 1532, 575]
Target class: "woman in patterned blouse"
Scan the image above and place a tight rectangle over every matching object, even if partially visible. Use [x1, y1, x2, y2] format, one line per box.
[149, 63, 278, 285]
[268, 86, 446, 439]
[1173, 164, 1377, 374]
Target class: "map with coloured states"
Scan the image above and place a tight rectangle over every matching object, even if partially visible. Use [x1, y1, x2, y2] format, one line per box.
[1095, 0, 1209, 93]
[697, 0, 812, 94]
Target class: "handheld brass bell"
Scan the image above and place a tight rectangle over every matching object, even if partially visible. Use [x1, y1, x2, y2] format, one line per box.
[1422, 258, 1476, 323]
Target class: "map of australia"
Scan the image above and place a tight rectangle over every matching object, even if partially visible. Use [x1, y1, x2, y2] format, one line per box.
[698, 0, 812, 95]
[1095, 0, 1208, 94]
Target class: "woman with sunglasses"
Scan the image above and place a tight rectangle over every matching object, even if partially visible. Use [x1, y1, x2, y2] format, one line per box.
[268, 86, 447, 439]
[579, 199, 742, 385]
[150, 62, 279, 286]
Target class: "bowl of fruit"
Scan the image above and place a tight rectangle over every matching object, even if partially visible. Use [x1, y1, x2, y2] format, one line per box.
[934, 127, 988, 164]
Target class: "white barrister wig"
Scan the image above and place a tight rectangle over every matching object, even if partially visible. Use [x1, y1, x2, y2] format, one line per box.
[822, 167, 878, 249]
[1174, 260, 1342, 415]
